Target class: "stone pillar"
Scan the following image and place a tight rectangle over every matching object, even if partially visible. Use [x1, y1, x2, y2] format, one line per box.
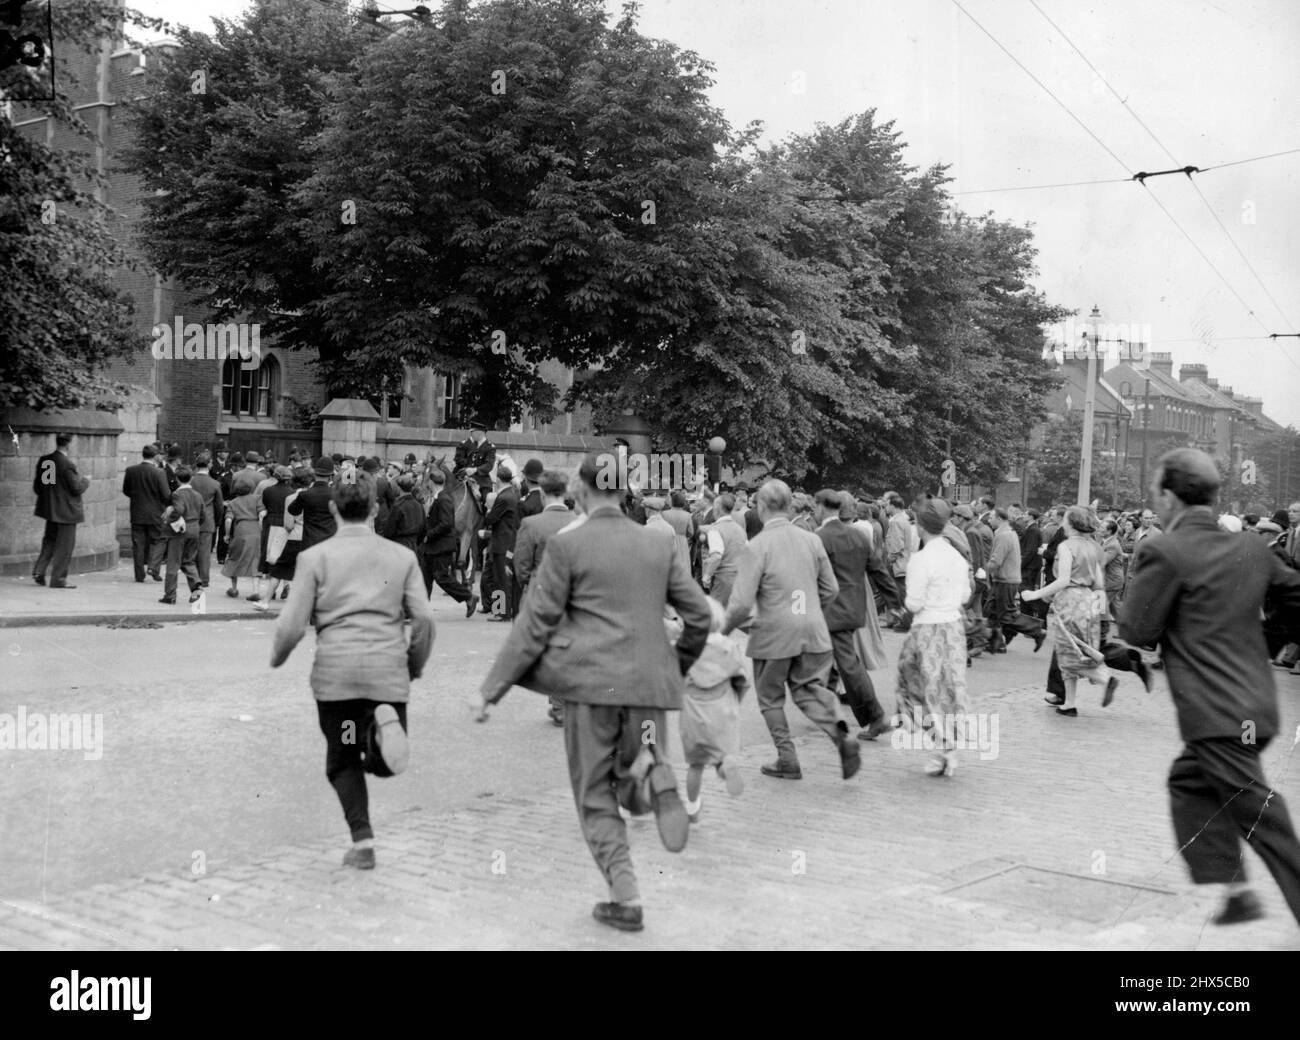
[112, 387, 162, 556]
[319, 399, 380, 459]
[0, 407, 126, 576]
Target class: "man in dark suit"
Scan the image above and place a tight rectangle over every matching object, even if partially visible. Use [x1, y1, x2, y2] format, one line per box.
[813, 489, 900, 742]
[32, 433, 91, 588]
[518, 458, 545, 521]
[122, 443, 171, 583]
[453, 421, 496, 493]
[287, 457, 340, 550]
[159, 466, 205, 605]
[513, 469, 575, 727]
[420, 469, 478, 615]
[163, 444, 182, 494]
[479, 464, 519, 621]
[189, 451, 224, 589]
[477, 452, 712, 933]
[1121, 448, 1300, 927]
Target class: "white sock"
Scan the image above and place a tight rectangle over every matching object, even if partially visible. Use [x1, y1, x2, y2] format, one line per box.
[685, 796, 702, 815]
[354, 838, 374, 850]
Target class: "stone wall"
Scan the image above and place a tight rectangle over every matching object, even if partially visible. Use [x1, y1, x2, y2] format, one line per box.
[112, 389, 162, 555]
[0, 407, 125, 576]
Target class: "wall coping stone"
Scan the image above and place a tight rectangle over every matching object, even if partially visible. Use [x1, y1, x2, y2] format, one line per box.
[0, 407, 124, 436]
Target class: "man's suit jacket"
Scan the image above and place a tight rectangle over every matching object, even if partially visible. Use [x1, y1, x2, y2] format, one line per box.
[484, 484, 519, 553]
[188, 472, 224, 533]
[383, 492, 425, 552]
[33, 451, 89, 525]
[481, 508, 711, 708]
[816, 518, 898, 633]
[514, 504, 574, 587]
[1018, 520, 1043, 585]
[518, 484, 544, 521]
[723, 516, 838, 659]
[1119, 506, 1300, 743]
[122, 461, 171, 526]
[424, 490, 458, 555]
[163, 462, 180, 494]
[286, 481, 338, 550]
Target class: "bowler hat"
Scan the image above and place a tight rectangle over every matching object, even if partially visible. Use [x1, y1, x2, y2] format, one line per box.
[523, 458, 544, 480]
[313, 456, 335, 477]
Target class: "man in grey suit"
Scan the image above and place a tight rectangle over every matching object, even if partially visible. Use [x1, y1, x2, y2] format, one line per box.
[477, 453, 712, 933]
[1121, 448, 1300, 927]
[722, 480, 861, 782]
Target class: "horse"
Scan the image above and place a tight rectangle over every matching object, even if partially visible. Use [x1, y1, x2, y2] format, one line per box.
[419, 452, 487, 586]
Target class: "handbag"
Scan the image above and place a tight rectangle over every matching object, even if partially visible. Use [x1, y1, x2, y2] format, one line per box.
[283, 491, 304, 542]
[266, 526, 289, 564]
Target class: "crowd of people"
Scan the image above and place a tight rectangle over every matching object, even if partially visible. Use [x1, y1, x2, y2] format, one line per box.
[29, 433, 1300, 935]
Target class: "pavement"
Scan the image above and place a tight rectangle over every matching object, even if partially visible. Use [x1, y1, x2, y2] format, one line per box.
[2, 566, 1299, 950]
[0, 561, 277, 626]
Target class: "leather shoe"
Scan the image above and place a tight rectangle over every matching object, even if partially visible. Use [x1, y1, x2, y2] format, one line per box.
[1133, 656, 1154, 693]
[1044, 695, 1065, 706]
[592, 901, 643, 932]
[760, 761, 803, 780]
[32, 574, 45, 585]
[465, 594, 478, 618]
[1101, 676, 1119, 707]
[1212, 890, 1263, 926]
[342, 846, 375, 870]
[839, 738, 861, 780]
[1033, 630, 1047, 652]
[858, 715, 895, 742]
[1055, 706, 1078, 717]
[50, 583, 77, 589]
[646, 762, 688, 853]
[149, 572, 162, 582]
[158, 595, 175, 604]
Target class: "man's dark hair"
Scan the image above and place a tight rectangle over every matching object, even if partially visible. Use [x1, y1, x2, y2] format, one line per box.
[980, 494, 996, 511]
[175, 465, 193, 483]
[670, 490, 688, 509]
[716, 492, 736, 513]
[993, 506, 1010, 522]
[167, 445, 183, 460]
[396, 473, 417, 492]
[1103, 518, 1118, 536]
[333, 476, 375, 521]
[578, 452, 619, 494]
[194, 450, 211, 468]
[55, 433, 73, 448]
[540, 470, 568, 497]
[814, 488, 843, 510]
[429, 468, 446, 486]
[142, 444, 158, 459]
[229, 452, 244, 468]
[1156, 448, 1220, 507]
[886, 491, 905, 510]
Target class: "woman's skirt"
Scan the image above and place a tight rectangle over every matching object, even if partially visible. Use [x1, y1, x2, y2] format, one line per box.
[222, 519, 262, 578]
[1049, 586, 1110, 681]
[894, 620, 969, 748]
[264, 525, 298, 582]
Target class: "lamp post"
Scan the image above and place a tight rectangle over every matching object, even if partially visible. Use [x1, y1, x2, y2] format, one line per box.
[1076, 305, 1102, 506]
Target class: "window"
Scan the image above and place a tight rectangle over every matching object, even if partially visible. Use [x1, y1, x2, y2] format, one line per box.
[438, 372, 463, 427]
[221, 355, 278, 419]
[369, 373, 408, 422]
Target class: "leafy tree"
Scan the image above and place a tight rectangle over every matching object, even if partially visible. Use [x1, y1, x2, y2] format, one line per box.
[1, 0, 162, 410]
[1031, 412, 1145, 509]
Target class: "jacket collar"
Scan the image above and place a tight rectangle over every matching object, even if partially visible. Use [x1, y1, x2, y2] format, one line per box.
[1166, 505, 1216, 534]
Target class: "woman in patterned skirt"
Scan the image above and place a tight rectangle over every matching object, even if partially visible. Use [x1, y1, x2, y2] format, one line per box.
[1022, 506, 1117, 716]
[893, 497, 972, 777]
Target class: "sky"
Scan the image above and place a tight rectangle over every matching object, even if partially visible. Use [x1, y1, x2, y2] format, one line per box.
[136, 0, 1300, 426]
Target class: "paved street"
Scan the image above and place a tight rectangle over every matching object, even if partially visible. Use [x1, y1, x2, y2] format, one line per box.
[1, 564, 1298, 949]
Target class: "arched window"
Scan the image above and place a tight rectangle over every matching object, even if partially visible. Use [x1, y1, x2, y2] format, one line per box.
[221, 355, 279, 419]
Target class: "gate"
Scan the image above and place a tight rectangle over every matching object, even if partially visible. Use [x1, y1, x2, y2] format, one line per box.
[226, 428, 322, 463]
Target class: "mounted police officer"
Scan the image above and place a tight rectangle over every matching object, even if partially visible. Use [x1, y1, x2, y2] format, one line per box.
[454, 420, 496, 493]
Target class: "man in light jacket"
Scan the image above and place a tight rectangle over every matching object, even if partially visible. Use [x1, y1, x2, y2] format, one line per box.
[272, 479, 435, 871]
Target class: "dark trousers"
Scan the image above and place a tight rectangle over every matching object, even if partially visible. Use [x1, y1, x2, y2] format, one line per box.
[422, 550, 473, 602]
[753, 651, 847, 767]
[564, 702, 666, 904]
[1045, 641, 1137, 696]
[482, 549, 514, 618]
[196, 528, 215, 586]
[987, 580, 1043, 649]
[163, 531, 201, 597]
[317, 699, 407, 843]
[130, 522, 166, 581]
[829, 628, 884, 727]
[33, 521, 77, 584]
[1170, 737, 1300, 924]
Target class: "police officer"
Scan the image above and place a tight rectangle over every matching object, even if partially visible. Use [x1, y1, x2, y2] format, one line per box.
[454, 420, 496, 493]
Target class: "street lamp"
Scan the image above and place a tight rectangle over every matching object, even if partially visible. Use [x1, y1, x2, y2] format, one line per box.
[1077, 305, 1102, 506]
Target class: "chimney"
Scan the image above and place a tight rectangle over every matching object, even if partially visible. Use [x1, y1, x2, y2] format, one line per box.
[1240, 396, 1264, 418]
[1179, 363, 1208, 384]
[1206, 377, 1220, 389]
[1220, 386, 1235, 399]
[1146, 351, 1174, 377]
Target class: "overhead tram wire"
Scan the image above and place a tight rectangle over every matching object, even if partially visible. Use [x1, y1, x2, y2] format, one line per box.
[956, 0, 1298, 369]
[1030, 0, 1298, 333]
